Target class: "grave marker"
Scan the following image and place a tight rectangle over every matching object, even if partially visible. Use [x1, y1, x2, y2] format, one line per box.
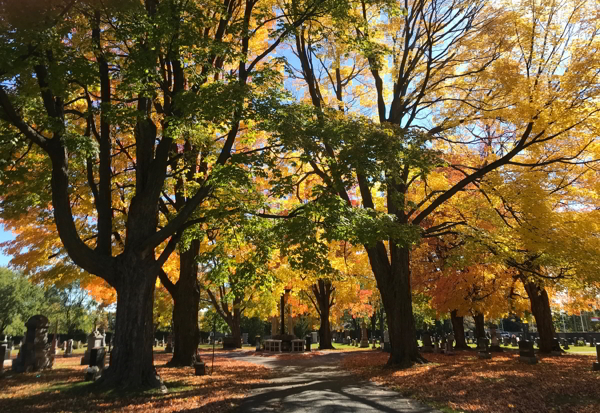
[518, 340, 537, 364]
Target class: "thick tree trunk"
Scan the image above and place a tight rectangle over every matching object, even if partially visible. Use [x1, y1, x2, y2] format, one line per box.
[450, 310, 468, 349]
[312, 279, 334, 350]
[522, 279, 555, 353]
[371, 311, 377, 340]
[169, 242, 200, 366]
[99, 263, 161, 389]
[230, 307, 242, 349]
[379, 306, 385, 340]
[372, 246, 422, 367]
[474, 312, 485, 339]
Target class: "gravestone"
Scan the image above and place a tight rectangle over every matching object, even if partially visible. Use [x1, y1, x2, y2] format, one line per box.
[590, 338, 596, 348]
[551, 338, 562, 355]
[64, 339, 73, 357]
[242, 333, 249, 345]
[0, 340, 11, 361]
[477, 337, 491, 359]
[561, 338, 570, 350]
[383, 330, 391, 353]
[101, 332, 106, 347]
[446, 334, 455, 355]
[360, 321, 369, 348]
[12, 315, 54, 372]
[62, 341, 67, 351]
[84, 347, 106, 381]
[165, 334, 174, 353]
[0, 345, 5, 375]
[81, 330, 103, 365]
[510, 336, 518, 347]
[311, 332, 318, 344]
[593, 344, 600, 371]
[503, 337, 510, 346]
[518, 340, 537, 364]
[421, 332, 433, 353]
[489, 325, 502, 352]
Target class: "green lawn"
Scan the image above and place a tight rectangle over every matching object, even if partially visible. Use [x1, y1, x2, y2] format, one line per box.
[331, 342, 376, 351]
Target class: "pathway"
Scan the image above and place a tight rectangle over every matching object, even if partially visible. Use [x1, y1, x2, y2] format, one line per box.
[226, 351, 440, 413]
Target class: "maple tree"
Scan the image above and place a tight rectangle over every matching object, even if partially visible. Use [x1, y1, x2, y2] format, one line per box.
[0, 0, 334, 388]
[260, 0, 600, 367]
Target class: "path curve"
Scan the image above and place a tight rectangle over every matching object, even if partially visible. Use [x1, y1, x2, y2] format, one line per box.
[224, 350, 440, 413]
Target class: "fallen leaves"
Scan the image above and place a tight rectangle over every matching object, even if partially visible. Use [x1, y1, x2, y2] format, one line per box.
[341, 351, 600, 413]
[0, 352, 270, 413]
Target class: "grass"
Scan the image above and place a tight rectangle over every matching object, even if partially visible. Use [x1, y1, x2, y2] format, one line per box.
[331, 342, 376, 351]
[0, 350, 270, 413]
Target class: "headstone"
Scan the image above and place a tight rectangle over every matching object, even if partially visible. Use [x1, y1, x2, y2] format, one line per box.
[0, 340, 11, 361]
[84, 347, 106, 381]
[421, 331, 433, 353]
[64, 339, 73, 357]
[62, 341, 67, 351]
[101, 331, 106, 347]
[371, 339, 377, 349]
[503, 337, 510, 346]
[593, 344, 600, 371]
[81, 330, 103, 365]
[561, 338, 570, 350]
[551, 338, 562, 355]
[165, 334, 173, 353]
[360, 321, 369, 348]
[518, 340, 537, 364]
[383, 330, 391, 353]
[0, 346, 5, 375]
[242, 333, 249, 345]
[12, 315, 54, 372]
[477, 337, 491, 359]
[311, 332, 318, 344]
[489, 325, 502, 352]
[445, 336, 454, 356]
[510, 335, 518, 347]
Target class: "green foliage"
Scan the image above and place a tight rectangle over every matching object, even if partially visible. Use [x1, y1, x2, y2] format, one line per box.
[0, 267, 44, 335]
[200, 308, 230, 334]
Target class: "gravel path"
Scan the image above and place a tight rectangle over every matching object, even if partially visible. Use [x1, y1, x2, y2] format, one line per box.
[225, 351, 440, 413]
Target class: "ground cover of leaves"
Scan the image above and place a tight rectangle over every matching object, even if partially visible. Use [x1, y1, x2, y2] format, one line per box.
[0, 352, 269, 413]
[342, 351, 600, 413]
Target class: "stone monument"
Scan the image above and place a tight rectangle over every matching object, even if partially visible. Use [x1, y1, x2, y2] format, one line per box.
[165, 334, 174, 353]
[81, 330, 103, 365]
[489, 325, 502, 352]
[477, 337, 491, 359]
[593, 344, 600, 371]
[64, 339, 73, 357]
[360, 321, 369, 348]
[12, 315, 54, 372]
[446, 333, 455, 355]
[518, 340, 537, 364]
[421, 331, 433, 353]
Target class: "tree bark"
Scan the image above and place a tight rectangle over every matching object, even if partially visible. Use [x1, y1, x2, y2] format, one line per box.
[370, 246, 422, 367]
[99, 262, 161, 389]
[522, 278, 555, 353]
[169, 240, 201, 366]
[230, 306, 242, 348]
[450, 310, 469, 349]
[474, 312, 485, 339]
[379, 306, 385, 341]
[311, 279, 334, 350]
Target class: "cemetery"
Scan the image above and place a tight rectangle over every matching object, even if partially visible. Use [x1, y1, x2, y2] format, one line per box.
[0, 0, 600, 412]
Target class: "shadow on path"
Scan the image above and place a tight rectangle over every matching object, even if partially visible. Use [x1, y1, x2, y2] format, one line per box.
[223, 351, 440, 413]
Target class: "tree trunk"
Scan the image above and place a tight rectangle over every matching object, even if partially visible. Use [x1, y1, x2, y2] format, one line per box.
[371, 246, 422, 367]
[99, 263, 161, 389]
[379, 306, 385, 340]
[370, 311, 377, 340]
[450, 310, 468, 349]
[474, 312, 485, 339]
[230, 307, 242, 349]
[522, 279, 555, 353]
[312, 279, 334, 350]
[170, 241, 201, 366]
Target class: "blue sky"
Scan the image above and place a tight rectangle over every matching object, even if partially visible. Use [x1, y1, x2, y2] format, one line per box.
[0, 226, 14, 267]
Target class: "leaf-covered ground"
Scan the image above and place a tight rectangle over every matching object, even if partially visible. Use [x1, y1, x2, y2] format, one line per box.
[0, 352, 269, 413]
[341, 350, 600, 413]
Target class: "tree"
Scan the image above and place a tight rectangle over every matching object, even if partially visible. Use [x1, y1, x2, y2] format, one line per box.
[264, 0, 600, 367]
[201, 217, 275, 348]
[0, 0, 332, 387]
[0, 267, 44, 336]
